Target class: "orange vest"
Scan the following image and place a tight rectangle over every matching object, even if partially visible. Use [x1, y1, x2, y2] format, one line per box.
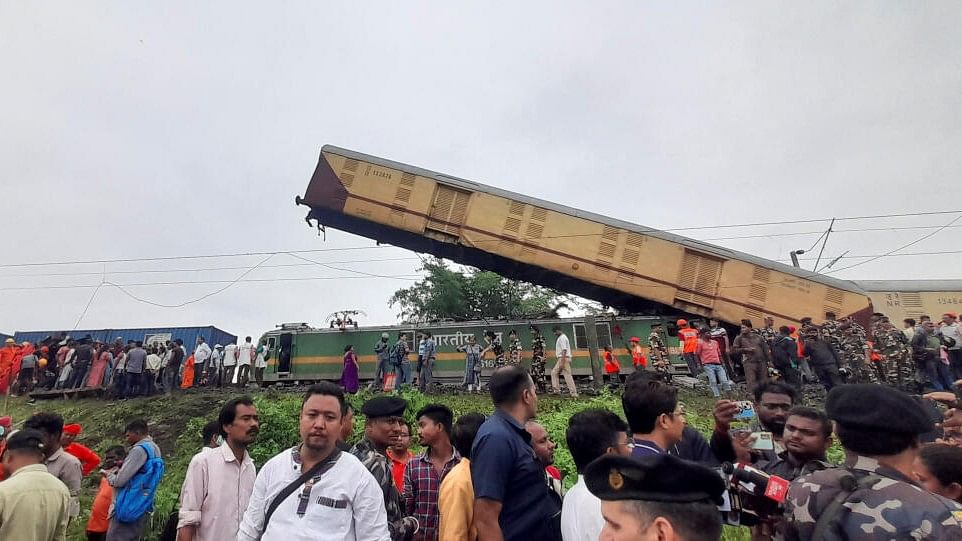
[679, 328, 700, 354]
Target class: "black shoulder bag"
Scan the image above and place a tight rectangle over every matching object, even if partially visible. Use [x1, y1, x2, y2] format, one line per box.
[261, 449, 342, 535]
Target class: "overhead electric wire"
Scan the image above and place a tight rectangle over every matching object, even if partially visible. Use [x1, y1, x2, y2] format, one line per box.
[0, 245, 396, 269]
[1, 210, 959, 271]
[823, 214, 962, 275]
[0, 257, 421, 279]
[102, 254, 277, 308]
[0, 273, 424, 293]
[660, 209, 962, 231]
[285, 252, 418, 281]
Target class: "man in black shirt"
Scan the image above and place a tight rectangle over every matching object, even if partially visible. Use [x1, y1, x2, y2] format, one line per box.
[166, 339, 185, 394]
[803, 330, 843, 391]
[771, 326, 801, 391]
[67, 337, 94, 389]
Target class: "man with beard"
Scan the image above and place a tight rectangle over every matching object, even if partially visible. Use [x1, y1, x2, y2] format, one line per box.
[711, 382, 798, 464]
[178, 396, 260, 541]
[352, 396, 420, 540]
[526, 420, 564, 499]
[751, 407, 833, 541]
[238, 383, 388, 541]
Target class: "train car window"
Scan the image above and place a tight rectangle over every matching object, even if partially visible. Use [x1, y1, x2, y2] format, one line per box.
[266, 337, 276, 351]
[572, 323, 613, 349]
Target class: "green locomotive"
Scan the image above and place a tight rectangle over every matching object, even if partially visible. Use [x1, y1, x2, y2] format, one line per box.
[258, 315, 682, 384]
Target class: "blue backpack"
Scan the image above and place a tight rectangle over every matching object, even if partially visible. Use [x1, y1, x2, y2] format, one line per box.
[114, 441, 165, 523]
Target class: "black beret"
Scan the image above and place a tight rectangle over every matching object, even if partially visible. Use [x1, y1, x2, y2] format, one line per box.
[826, 384, 932, 434]
[585, 453, 725, 505]
[361, 396, 408, 419]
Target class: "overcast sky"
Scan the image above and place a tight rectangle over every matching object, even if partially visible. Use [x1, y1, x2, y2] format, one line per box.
[2, 2, 961, 339]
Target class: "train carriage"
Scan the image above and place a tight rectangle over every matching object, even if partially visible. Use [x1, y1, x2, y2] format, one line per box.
[297, 145, 875, 329]
[259, 315, 678, 384]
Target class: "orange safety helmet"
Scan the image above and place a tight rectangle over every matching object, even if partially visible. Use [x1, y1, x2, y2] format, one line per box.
[676, 319, 688, 326]
[630, 336, 641, 343]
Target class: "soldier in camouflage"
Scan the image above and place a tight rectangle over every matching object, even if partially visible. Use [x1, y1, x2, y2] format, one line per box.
[351, 396, 419, 540]
[528, 326, 547, 392]
[758, 316, 779, 351]
[483, 330, 506, 369]
[507, 329, 523, 367]
[783, 384, 962, 541]
[821, 311, 845, 355]
[839, 324, 877, 384]
[647, 324, 671, 382]
[874, 320, 921, 393]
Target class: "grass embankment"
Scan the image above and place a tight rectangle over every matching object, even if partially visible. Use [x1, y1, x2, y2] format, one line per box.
[6, 386, 838, 541]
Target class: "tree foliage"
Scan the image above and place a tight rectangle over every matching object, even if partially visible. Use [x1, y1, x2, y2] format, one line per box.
[388, 257, 568, 322]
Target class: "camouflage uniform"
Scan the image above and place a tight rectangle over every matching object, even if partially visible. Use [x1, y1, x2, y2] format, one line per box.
[821, 319, 844, 355]
[490, 337, 506, 368]
[840, 329, 876, 384]
[529, 334, 547, 392]
[647, 331, 671, 379]
[875, 326, 920, 393]
[758, 326, 778, 350]
[350, 438, 418, 540]
[783, 455, 962, 540]
[508, 337, 523, 367]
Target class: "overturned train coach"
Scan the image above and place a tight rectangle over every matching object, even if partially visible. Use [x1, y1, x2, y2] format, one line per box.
[296, 145, 876, 328]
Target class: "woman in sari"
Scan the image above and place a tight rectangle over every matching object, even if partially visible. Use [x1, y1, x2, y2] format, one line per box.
[340, 344, 359, 393]
[181, 354, 195, 389]
[86, 344, 110, 388]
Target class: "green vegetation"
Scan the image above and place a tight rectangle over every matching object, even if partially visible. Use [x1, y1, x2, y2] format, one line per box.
[5, 386, 839, 541]
[388, 257, 588, 321]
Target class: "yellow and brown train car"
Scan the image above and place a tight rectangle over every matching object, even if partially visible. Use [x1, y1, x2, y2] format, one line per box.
[854, 280, 962, 323]
[297, 146, 874, 328]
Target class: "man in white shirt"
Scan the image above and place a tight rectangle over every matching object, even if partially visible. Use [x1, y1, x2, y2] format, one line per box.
[236, 337, 255, 388]
[561, 409, 631, 541]
[238, 383, 390, 541]
[178, 397, 259, 541]
[939, 312, 962, 380]
[193, 337, 212, 387]
[551, 326, 578, 397]
[145, 347, 162, 395]
[222, 343, 238, 388]
[254, 340, 268, 387]
[209, 345, 224, 387]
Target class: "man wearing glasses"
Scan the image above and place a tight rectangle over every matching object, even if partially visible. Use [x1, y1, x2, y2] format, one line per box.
[622, 380, 686, 457]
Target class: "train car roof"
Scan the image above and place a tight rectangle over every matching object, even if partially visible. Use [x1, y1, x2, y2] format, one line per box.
[262, 314, 664, 335]
[852, 279, 962, 292]
[322, 145, 867, 295]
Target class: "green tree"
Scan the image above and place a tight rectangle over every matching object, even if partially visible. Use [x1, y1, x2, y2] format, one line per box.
[389, 257, 568, 322]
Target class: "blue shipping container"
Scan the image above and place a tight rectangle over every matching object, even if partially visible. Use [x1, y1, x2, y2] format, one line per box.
[13, 326, 238, 348]
[0, 333, 12, 343]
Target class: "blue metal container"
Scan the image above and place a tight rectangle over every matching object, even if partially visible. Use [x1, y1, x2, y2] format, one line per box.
[13, 326, 238, 348]
[0, 332, 12, 343]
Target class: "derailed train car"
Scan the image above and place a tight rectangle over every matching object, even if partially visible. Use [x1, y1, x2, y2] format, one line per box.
[259, 316, 676, 384]
[296, 146, 875, 329]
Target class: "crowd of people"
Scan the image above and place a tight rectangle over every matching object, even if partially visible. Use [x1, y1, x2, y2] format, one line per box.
[672, 310, 962, 397]
[348, 310, 962, 405]
[2, 310, 962, 540]
[0, 334, 271, 399]
[3, 368, 962, 540]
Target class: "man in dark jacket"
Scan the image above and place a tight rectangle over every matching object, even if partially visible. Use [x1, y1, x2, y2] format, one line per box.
[771, 326, 802, 390]
[803, 330, 843, 391]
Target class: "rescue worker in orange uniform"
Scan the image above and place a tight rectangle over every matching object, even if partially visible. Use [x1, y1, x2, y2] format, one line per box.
[0, 339, 19, 395]
[677, 319, 701, 376]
